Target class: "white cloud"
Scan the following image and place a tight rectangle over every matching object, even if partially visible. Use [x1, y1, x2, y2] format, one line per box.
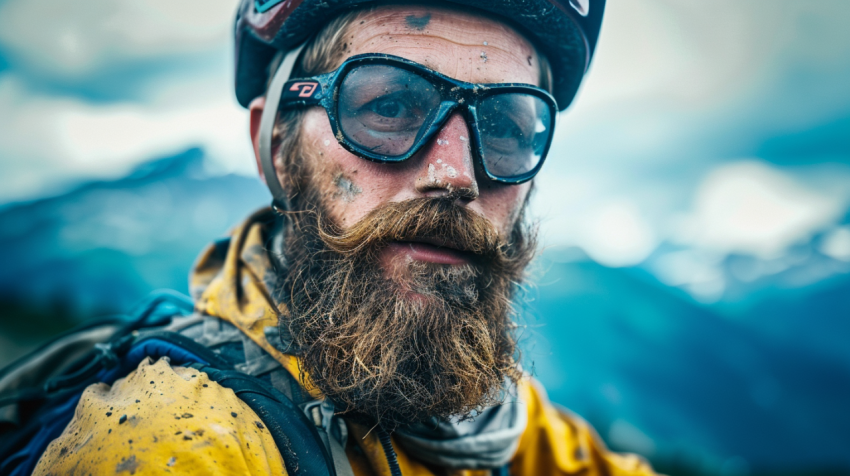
[820, 226, 850, 262]
[651, 250, 726, 303]
[0, 74, 253, 203]
[54, 95, 250, 172]
[674, 161, 842, 259]
[0, 0, 238, 77]
[576, 200, 658, 267]
[533, 174, 659, 267]
[0, 0, 255, 203]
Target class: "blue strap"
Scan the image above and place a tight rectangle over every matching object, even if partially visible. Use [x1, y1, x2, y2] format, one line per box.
[95, 337, 211, 384]
[3, 395, 81, 476]
[492, 464, 510, 476]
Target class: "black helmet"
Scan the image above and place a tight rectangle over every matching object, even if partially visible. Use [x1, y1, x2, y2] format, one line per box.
[234, 0, 606, 111]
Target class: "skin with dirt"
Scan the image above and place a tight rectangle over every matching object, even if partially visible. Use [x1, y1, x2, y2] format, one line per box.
[333, 172, 362, 203]
[405, 13, 431, 30]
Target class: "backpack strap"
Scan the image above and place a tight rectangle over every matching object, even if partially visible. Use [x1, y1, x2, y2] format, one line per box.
[189, 363, 335, 476]
[0, 319, 123, 431]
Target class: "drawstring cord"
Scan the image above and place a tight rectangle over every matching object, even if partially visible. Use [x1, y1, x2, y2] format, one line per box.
[376, 427, 403, 476]
[375, 425, 510, 476]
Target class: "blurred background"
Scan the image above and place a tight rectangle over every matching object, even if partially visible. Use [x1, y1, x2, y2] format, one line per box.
[0, 0, 848, 475]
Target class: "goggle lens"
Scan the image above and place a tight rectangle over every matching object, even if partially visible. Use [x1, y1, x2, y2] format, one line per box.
[339, 65, 441, 158]
[310, 57, 556, 183]
[477, 93, 552, 179]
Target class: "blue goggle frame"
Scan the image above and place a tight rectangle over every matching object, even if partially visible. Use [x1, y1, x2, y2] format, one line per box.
[277, 53, 559, 186]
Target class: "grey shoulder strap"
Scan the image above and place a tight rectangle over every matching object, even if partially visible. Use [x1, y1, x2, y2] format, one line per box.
[259, 42, 308, 210]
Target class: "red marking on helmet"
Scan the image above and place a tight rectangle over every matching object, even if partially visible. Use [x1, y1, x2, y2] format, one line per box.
[246, 0, 305, 40]
[290, 82, 318, 97]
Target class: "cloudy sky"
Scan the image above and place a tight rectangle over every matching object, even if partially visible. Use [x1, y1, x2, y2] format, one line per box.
[1, 0, 849, 301]
[538, 1, 850, 262]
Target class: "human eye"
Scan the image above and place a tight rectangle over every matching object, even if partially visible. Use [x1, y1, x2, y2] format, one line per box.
[365, 93, 411, 119]
[480, 114, 530, 153]
[356, 90, 423, 132]
[338, 64, 442, 155]
[489, 115, 526, 140]
[478, 94, 539, 153]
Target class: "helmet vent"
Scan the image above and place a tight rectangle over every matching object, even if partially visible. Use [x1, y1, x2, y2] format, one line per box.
[256, 0, 287, 14]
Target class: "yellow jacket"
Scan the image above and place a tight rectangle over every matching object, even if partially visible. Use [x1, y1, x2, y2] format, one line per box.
[34, 209, 657, 476]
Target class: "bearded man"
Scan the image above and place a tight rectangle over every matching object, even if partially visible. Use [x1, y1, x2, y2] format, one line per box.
[20, 1, 657, 475]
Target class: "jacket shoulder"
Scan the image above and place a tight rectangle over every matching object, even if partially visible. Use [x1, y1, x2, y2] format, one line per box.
[33, 357, 287, 475]
[512, 379, 657, 476]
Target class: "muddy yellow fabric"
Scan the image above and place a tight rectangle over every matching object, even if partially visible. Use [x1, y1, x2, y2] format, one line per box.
[511, 380, 655, 476]
[33, 357, 286, 475]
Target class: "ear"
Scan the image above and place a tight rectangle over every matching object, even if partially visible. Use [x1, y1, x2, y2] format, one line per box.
[248, 96, 267, 181]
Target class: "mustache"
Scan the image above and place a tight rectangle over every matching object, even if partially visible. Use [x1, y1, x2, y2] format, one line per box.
[315, 196, 516, 262]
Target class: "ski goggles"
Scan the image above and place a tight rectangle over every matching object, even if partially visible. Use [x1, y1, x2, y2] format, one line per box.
[278, 53, 558, 184]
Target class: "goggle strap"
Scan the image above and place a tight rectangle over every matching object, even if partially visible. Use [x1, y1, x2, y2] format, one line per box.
[259, 40, 309, 211]
[280, 79, 323, 108]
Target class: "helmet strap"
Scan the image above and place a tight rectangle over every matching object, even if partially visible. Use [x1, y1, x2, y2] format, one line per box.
[259, 41, 308, 212]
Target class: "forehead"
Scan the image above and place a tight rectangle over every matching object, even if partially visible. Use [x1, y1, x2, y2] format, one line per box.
[343, 5, 541, 86]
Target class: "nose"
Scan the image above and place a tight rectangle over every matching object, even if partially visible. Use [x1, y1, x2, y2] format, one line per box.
[414, 112, 479, 201]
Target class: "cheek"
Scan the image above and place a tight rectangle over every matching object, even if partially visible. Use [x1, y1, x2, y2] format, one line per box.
[474, 182, 531, 235]
[299, 109, 392, 227]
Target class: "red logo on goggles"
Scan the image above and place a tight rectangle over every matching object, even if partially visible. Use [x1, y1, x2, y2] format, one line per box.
[289, 82, 318, 97]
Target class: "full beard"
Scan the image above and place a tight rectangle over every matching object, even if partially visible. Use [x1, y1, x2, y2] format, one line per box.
[277, 183, 535, 429]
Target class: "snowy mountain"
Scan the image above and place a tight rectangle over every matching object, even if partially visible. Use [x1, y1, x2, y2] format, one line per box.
[527, 257, 850, 474]
[0, 148, 270, 317]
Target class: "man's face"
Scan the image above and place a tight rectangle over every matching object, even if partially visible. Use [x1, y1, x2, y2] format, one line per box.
[298, 5, 540, 251]
[252, 5, 543, 428]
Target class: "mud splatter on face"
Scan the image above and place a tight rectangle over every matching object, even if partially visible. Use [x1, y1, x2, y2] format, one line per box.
[480, 51, 488, 63]
[333, 172, 362, 203]
[427, 163, 438, 184]
[405, 13, 431, 30]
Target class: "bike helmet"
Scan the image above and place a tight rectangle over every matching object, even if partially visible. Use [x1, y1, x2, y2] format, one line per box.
[234, 0, 606, 111]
